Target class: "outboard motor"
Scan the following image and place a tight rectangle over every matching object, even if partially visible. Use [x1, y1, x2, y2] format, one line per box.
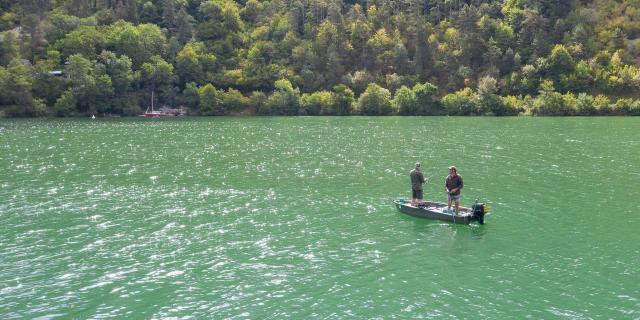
[471, 200, 488, 224]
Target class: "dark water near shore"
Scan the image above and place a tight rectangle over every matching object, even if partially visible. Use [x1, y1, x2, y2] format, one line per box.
[1, 117, 639, 319]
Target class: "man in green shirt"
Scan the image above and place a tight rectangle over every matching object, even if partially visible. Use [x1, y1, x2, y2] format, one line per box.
[410, 162, 426, 206]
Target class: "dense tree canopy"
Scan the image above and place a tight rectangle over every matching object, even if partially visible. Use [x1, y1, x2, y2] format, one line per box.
[1, 0, 640, 116]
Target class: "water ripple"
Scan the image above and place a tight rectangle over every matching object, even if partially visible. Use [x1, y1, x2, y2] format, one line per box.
[0, 118, 639, 318]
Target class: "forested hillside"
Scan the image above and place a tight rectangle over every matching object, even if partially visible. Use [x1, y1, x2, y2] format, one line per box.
[1, 0, 640, 116]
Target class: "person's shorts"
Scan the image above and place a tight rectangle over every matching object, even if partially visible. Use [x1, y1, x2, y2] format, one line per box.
[448, 193, 461, 202]
[412, 189, 423, 200]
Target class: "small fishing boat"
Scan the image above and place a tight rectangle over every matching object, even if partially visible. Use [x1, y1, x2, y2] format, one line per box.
[394, 199, 489, 225]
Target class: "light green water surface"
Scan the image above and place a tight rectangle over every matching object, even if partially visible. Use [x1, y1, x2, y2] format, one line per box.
[1, 117, 638, 319]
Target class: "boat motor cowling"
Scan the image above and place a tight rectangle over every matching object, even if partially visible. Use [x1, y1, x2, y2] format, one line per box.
[472, 202, 488, 224]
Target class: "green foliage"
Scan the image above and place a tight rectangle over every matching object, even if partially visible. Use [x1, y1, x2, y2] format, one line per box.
[393, 86, 416, 115]
[546, 45, 575, 75]
[7, 58, 32, 90]
[518, 64, 540, 95]
[2, 58, 38, 116]
[53, 89, 76, 117]
[611, 98, 639, 115]
[32, 70, 65, 106]
[0, 11, 17, 31]
[64, 53, 119, 115]
[179, 82, 200, 110]
[575, 93, 596, 116]
[67, 54, 94, 91]
[220, 88, 250, 114]
[0, 66, 8, 105]
[5, 98, 48, 117]
[198, 83, 220, 115]
[54, 25, 108, 60]
[54, 21, 168, 68]
[4, 0, 640, 117]
[367, 28, 395, 74]
[198, 0, 244, 40]
[175, 42, 216, 85]
[502, 95, 524, 116]
[94, 74, 115, 113]
[477, 75, 513, 115]
[598, 97, 614, 115]
[329, 84, 355, 115]
[250, 91, 268, 115]
[45, 9, 85, 44]
[241, 41, 287, 91]
[111, 23, 168, 67]
[413, 82, 442, 115]
[179, 38, 203, 64]
[544, 44, 575, 91]
[348, 70, 374, 96]
[141, 1, 160, 24]
[0, 31, 20, 65]
[98, 50, 133, 94]
[442, 88, 478, 116]
[562, 92, 579, 116]
[357, 83, 393, 115]
[241, 0, 262, 25]
[266, 78, 301, 115]
[141, 55, 173, 89]
[532, 80, 569, 116]
[300, 91, 331, 116]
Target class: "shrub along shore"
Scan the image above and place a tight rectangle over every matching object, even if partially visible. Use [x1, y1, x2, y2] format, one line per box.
[2, 77, 639, 117]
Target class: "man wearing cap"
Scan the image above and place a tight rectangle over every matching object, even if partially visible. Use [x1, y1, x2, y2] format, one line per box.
[445, 166, 463, 215]
[410, 162, 426, 206]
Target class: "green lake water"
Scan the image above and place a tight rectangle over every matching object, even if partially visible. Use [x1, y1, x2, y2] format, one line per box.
[1, 117, 639, 319]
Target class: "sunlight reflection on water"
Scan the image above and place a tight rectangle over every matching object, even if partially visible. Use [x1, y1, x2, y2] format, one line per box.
[0, 117, 638, 319]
